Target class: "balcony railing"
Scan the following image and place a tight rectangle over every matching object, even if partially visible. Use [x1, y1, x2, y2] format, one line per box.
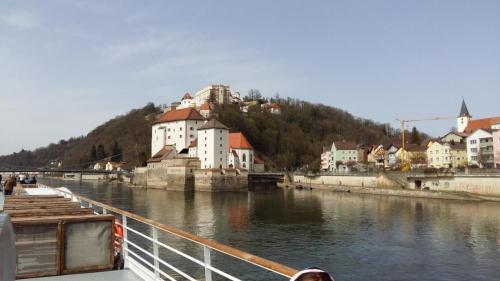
[49, 186, 298, 281]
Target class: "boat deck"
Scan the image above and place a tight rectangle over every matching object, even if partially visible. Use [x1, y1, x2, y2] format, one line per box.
[23, 270, 143, 281]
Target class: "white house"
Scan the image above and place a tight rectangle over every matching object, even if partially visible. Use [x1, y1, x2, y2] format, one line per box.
[466, 129, 494, 167]
[321, 147, 331, 171]
[228, 132, 254, 171]
[385, 144, 400, 168]
[329, 141, 358, 172]
[93, 163, 103, 170]
[197, 119, 229, 169]
[177, 93, 195, 109]
[151, 108, 205, 156]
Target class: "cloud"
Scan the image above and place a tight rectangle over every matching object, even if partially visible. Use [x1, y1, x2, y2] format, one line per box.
[0, 10, 39, 29]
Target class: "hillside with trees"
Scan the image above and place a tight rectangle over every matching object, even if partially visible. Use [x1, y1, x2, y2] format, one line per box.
[215, 97, 406, 171]
[0, 97, 424, 172]
[0, 103, 159, 170]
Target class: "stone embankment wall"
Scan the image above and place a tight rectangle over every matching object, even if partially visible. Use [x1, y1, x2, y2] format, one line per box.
[294, 174, 379, 188]
[294, 172, 500, 197]
[194, 169, 248, 192]
[408, 174, 500, 196]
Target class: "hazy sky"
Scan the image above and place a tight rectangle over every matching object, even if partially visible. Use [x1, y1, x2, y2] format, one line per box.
[1, 0, 499, 155]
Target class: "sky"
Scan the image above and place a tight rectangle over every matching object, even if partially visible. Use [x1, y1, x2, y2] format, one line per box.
[0, 0, 499, 155]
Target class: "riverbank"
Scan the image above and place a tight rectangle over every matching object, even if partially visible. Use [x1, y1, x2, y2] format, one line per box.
[279, 182, 500, 202]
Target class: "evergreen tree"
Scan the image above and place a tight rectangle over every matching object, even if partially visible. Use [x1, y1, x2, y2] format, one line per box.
[410, 127, 420, 144]
[96, 144, 106, 161]
[111, 142, 122, 162]
[90, 145, 97, 162]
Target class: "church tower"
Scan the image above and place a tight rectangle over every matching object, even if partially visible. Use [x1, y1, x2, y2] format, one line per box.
[457, 99, 471, 133]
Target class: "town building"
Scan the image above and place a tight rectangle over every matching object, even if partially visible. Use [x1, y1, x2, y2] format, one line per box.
[367, 144, 385, 168]
[396, 144, 427, 168]
[151, 108, 205, 156]
[466, 129, 494, 168]
[177, 93, 195, 109]
[457, 99, 500, 134]
[197, 119, 229, 169]
[228, 132, 254, 171]
[261, 102, 282, 114]
[493, 129, 500, 168]
[385, 144, 400, 168]
[321, 147, 331, 171]
[199, 103, 212, 118]
[193, 84, 232, 106]
[426, 141, 467, 169]
[253, 157, 265, 172]
[440, 131, 468, 144]
[329, 141, 358, 172]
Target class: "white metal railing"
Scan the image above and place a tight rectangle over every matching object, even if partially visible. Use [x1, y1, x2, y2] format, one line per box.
[51, 187, 297, 281]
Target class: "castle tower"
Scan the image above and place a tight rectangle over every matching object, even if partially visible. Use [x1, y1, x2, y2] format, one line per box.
[457, 99, 471, 133]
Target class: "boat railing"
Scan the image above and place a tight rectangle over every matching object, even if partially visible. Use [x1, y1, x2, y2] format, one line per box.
[49, 187, 298, 281]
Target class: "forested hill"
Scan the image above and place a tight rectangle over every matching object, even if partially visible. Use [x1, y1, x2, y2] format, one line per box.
[216, 98, 402, 171]
[0, 103, 159, 170]
[0, 98, 413, 171]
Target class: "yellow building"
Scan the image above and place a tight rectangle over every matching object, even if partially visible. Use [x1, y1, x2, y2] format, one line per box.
[427, 140, 467, 168]
[396, 145, 427, 167]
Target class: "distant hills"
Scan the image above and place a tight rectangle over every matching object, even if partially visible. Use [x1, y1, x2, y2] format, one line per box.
[0, 103, 159, 170]
[0, 98, 417, 171]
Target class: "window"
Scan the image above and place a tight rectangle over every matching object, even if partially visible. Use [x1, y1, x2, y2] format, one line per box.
[220, 144, 222, 147]
[242, 154, 246, 162]
[179, 135, 182, 138]
[220, 158, 222, 161]
[470, 140, 477, 144]
[167, 128, 171, 132]
[190, 127, 194, 130]
[167, 136, 171, 139]
[220, 151, 222, 154]
[220, 137, 222, 140]
[190, 135, 194, 138]
[180, 128, 182, 131]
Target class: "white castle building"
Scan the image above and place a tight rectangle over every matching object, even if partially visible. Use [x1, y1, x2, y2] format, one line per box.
[151, 108, 205, 156]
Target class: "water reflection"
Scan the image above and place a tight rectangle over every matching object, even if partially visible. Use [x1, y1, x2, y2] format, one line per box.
[40, 179, 500, 281]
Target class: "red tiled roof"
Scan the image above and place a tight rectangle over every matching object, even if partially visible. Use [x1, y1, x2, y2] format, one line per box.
[464, 117, 500, 134]
[200, 102, 211, 110]
[229, 133, 253, 149]
[156, 108, 204, 123]
[333, 141, 357, 150]
[254, 157, 265, 164]
[148, 145, 176, 162]
[182, 93, 192, 100]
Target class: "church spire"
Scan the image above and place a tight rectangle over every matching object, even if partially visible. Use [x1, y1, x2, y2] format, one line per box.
[459, 99, 471, 118]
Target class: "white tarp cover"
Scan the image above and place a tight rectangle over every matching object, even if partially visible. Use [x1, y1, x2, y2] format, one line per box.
[64, 221, 112, 270]
[0, 214, 16, 281]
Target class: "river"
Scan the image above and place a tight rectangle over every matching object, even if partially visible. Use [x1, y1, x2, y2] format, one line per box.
[39, 178, 500, 281]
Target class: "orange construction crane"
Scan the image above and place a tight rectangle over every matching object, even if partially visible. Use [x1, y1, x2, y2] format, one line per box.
[395, 116, 456, 163]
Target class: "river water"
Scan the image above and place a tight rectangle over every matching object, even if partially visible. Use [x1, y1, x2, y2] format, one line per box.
[40, 179, 500, 281]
